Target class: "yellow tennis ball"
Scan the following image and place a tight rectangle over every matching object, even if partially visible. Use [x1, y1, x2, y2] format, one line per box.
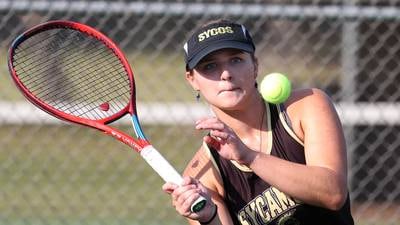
[259, 73, 291, 104]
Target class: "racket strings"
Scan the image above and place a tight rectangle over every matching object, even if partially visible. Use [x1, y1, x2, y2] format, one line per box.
[20, 31, 108, 93]
[17, 30, 122, 102]
[38, 52, 120, 103]
[14, 30, 84, 79]
[56, 64, 127, 116]
[33, 52, 116, 102]
[13, 27, 131, 120]
[16, 31, 96, 92]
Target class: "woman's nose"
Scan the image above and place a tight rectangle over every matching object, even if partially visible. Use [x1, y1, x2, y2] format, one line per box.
[220, 66, 233, 81]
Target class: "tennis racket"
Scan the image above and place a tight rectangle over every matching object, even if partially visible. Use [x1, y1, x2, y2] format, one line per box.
[7, 20, 206, 213]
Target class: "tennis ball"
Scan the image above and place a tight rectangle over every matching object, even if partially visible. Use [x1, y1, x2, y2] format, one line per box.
[259, 73, 291, 104]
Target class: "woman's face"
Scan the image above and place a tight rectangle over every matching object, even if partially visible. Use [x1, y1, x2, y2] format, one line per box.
[186, 48, 258, 110]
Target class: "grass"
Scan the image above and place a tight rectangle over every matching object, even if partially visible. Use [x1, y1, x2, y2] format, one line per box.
[0, 46, 203, 224]
[0, 124, 205, 225]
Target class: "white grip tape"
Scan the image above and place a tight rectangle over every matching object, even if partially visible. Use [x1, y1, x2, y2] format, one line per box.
[140, 145, 183, 185]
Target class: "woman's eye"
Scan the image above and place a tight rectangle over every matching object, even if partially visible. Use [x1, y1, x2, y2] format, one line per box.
[231, 57, 243, 64]
[203, 63, 217, 71]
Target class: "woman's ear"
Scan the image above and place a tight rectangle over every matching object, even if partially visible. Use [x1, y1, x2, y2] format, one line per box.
[185, 70, 200, 91]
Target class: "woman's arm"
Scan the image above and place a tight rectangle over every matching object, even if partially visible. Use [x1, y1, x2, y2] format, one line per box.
[247, 88, 348, 210]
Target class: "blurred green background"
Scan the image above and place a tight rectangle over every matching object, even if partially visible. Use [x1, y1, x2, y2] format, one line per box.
[1, 1, 400, 225]
[0, 124, 204, 225]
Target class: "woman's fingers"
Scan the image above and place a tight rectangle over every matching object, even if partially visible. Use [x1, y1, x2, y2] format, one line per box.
[162, 182, 179, 194]
[195, 117, 225, 130]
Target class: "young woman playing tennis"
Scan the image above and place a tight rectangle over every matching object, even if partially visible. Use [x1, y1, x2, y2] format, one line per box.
[163, 19, 354, 225]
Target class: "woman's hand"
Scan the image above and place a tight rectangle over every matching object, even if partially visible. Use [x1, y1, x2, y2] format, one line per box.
[162, 176, 216, 222]
[195, 117, 257, 165]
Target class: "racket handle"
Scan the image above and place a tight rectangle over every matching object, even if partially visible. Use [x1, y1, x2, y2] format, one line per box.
[140, 145, 206, 212]
[191, 195, 207, 212]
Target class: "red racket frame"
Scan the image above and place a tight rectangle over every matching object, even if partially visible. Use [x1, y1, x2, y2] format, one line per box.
[8, 20, 149, 151]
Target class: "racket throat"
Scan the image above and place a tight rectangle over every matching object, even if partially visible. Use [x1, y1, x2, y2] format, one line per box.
[131, 115, 147, 139]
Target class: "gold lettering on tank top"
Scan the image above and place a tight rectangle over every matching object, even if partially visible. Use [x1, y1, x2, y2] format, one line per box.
[238, 187, 300, 225]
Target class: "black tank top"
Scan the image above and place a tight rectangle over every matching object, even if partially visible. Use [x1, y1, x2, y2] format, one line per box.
[207, 103, 354, 225]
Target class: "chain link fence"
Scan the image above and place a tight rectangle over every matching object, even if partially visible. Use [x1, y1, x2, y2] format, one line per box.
[1, 1, 399, 225]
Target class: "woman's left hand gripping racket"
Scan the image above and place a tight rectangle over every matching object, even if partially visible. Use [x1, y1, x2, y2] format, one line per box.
[7, 20, 206, 213]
